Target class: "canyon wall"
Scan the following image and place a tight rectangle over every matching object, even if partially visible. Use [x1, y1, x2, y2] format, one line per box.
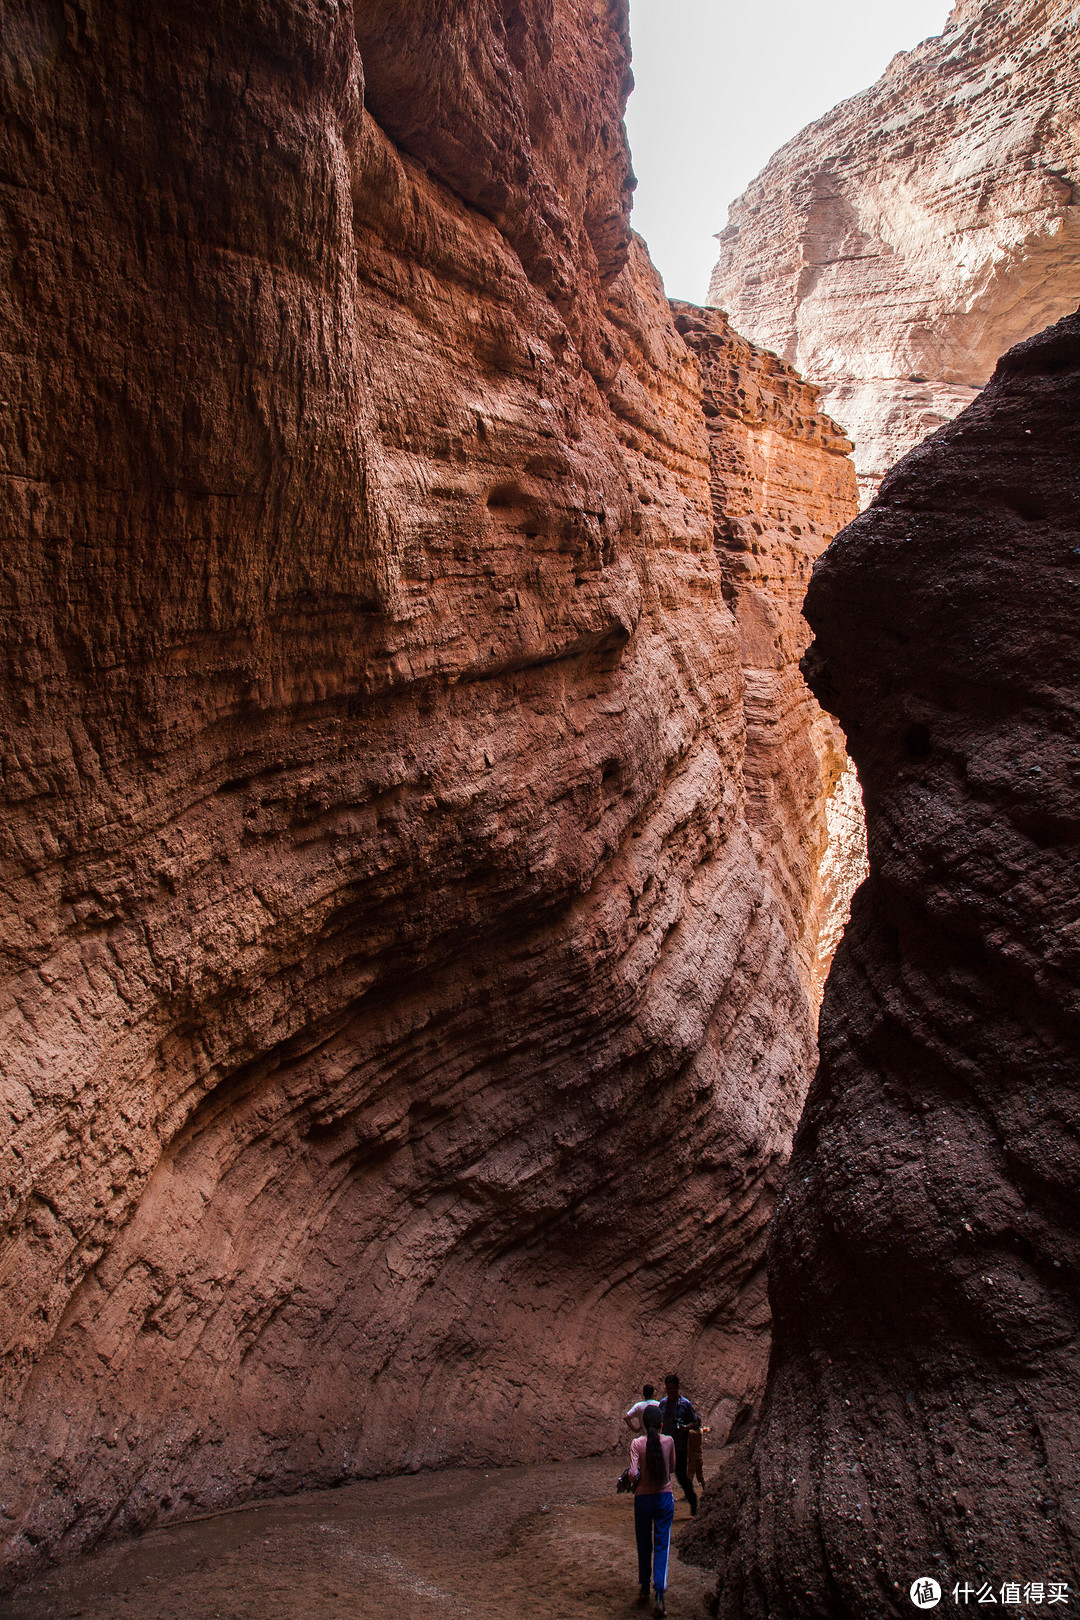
[715, 314, 1080, 1617]
[671, 304, 864, 1004]
[709, 0, 1080, 502]
[0, 0, 854, 1582]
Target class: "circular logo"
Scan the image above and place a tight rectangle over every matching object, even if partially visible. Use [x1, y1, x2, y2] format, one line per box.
[910, 1578, 942, 1609]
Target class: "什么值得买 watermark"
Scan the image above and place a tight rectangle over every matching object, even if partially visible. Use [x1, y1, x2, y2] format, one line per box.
[910, 1577, 1071, 1607]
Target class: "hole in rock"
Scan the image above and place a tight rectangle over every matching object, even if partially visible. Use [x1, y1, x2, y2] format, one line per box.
[486, 481, 530, 511]
[905, 723, 932, 760]
[999, 487, 1049, 521]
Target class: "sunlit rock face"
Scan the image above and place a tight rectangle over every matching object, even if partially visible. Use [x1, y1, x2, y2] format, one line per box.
[672, 305, 865, 1011]
[0, 0, 844, 1581]
[709, 0, 1080, 503]
[715, 314, 1080, 1618]
[809, 761, 868, 1012]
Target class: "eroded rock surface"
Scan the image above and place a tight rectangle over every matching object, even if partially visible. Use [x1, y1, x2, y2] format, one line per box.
[0, 0, 839, 1582]
[672, 304, 864, 1007]
[710, 0, 1080, 502]
[715, 315, 1080, 1617]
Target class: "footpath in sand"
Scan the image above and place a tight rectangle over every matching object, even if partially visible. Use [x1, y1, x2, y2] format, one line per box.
[8, 1453, 719, 1620]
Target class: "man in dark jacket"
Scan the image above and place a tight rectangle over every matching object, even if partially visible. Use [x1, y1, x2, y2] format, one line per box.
[658, 1374, 700, 1514]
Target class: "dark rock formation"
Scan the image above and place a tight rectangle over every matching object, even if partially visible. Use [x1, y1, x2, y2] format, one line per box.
[714, 313, 1080, 1616]
[710, 0, 1080, 503]
[0, 0, 854, 1583]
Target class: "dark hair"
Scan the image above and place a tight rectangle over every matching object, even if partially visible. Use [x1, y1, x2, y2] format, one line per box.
[665, 1374, 679, 1387]
[642, 1401, 666, 1481]
[642, 1384, 655, 1399]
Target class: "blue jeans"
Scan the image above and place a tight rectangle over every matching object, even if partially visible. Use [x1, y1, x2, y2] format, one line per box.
[634, 1491, 675, 1591]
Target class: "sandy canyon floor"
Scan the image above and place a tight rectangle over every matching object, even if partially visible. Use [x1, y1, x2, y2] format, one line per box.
[6, 1453, 718, 1620]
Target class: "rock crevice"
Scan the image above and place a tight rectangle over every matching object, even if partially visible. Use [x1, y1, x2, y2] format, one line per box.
[672, 303, 865, 1007]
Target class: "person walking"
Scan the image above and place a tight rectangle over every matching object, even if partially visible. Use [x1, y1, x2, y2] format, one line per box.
[624, 1383, 660, 1431]
[628, 1403, 675, 1617]
[658, 1373, 701, 1516]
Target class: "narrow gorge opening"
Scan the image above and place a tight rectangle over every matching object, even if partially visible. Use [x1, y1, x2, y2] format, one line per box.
[668, 301, 869, 1029]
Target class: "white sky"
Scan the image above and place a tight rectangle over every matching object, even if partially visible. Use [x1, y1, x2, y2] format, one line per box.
[624, 0, 955, 303]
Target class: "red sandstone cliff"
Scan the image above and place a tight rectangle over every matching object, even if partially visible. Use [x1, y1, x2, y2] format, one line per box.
[0, 0, 853, 1581]
[714, 313, 1080, 1617]
[672, 305, 864, 1008]
[710, 0, 1080, 503]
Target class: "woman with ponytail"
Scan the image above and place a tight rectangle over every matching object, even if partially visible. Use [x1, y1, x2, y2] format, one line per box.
[628, 1401, 676, 1615]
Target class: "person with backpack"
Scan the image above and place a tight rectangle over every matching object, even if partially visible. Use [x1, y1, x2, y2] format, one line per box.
[627, 1402, 675, 1616]
[658, 1373, 701, 1515]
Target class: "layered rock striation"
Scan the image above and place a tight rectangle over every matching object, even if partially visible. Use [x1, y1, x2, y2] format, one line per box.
[709, 0, 1080, 502]
[672, 304, 864, 1005]
[0, 0, 853, 1582]
[716, 315, 1080, 1616]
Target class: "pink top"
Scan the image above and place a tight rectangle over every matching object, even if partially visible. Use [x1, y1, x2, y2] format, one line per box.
[629, 1432, 675, 1494]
